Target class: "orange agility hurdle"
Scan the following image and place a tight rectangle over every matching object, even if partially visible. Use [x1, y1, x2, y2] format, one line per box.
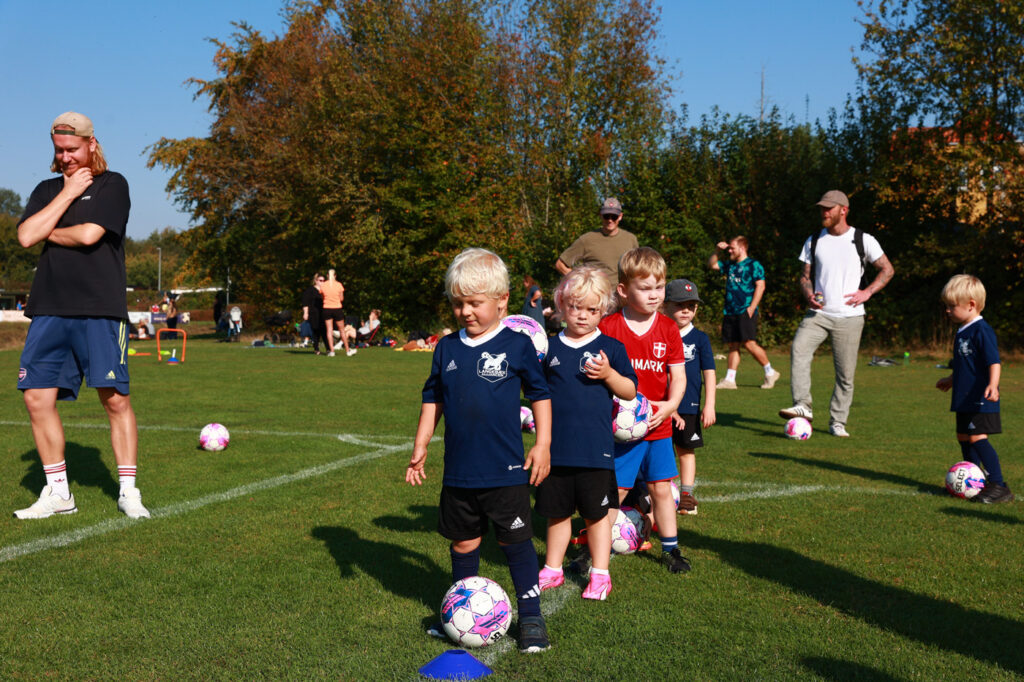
[156, 328, 187, 362]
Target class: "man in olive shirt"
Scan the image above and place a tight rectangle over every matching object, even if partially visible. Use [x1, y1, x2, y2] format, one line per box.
[554, 198, 639, 278]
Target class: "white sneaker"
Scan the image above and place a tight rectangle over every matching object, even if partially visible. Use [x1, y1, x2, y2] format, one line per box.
[761, 370, 781, 389]
[829, 423, 850, 438]
[327, 351, 336, 357]
[779, 405, 813, 421]
[716, 378, 737, 390]
[13, 485, 77, 519]
[117, 488, 151, 519]
[346, 348, 357, 357]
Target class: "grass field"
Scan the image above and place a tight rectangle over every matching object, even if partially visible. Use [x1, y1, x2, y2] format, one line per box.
[0, 335, 1021, 680]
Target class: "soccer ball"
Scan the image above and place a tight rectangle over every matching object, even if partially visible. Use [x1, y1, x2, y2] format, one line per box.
[945, 461, 987, 499]
[199, 423, 230, 451]
[610, 508, 643, 554]
[501, 314, 548, 362]
[612, 393, 651, 442]
[670, 479, 681, 508]
[440, 576, 512, 648]
[520, 406, 536, 434]
[784, 417, 812, 440]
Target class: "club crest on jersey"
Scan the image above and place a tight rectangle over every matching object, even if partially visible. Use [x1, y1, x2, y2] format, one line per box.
[477, 351, 508, 382]
[683, 342, 695, 361]
[652, 341, 667, 359]
[957, 338, 973, 357]
[579, 351, 600, 373]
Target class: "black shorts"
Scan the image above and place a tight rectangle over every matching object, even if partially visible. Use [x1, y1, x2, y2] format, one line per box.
[956, 412, 1001, 436]
[535, 466, 619, 521]
[722, 311, 758, 344]
[322, 308, 345, 323]
[671, 414, 704, 449]
[438, 484, 533, 544]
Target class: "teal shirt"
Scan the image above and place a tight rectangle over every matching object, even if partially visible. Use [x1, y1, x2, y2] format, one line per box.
[718, 258, 765, 315]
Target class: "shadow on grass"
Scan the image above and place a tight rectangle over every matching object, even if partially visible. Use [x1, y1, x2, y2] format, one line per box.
[373, 504, 436, 533]
[679, 530, 1024, 675]
[800, 657, 901, 681]
[311, 525, 449, 616]
[716, 411, 780, 437]
[748, 451, 936, 493]
[19, 443, 119, 501]
[939, 506, 1023, 525]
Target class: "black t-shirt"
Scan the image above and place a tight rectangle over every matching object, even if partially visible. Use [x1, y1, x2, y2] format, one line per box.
[21, 171, 130, 319]
[301, 286, 324, 320]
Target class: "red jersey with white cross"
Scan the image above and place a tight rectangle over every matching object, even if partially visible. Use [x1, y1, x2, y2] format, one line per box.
[599, 310, 685, 440]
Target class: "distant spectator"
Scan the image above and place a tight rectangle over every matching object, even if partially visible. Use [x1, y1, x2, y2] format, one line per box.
[554, 198, 638, 281]
[521, 276, 545, 326]
[320, 269, 355, 357]
[301, 273, 328, 354]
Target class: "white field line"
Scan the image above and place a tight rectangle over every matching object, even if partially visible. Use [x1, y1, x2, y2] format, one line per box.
[1, 427, 429, 564]
[0, 420, 410, 443]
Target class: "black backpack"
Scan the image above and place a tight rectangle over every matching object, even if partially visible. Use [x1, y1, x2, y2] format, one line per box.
[809, 228, 872, 290]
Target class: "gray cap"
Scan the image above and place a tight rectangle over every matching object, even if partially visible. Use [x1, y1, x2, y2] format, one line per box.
[815, 190, 849, 208]
[665, 279, 702, 303]
[598, 197, 623, 216]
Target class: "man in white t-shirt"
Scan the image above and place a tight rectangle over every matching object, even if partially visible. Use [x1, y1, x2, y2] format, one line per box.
[779, 190, 894, 437]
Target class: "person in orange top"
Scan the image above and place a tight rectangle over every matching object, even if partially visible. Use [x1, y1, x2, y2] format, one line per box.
[320, 269, 355, 357]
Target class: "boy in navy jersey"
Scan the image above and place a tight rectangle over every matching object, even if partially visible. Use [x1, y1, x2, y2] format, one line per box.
[663, 279, 716, 516]
[536, 267, 637, 600]
[936, 275, 1013, 503]
[406, 248, 554, 653]
[599, 247, 691, 573]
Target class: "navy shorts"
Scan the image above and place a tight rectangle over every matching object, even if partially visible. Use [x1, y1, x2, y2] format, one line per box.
[438, 484, 533, 544]
[18, 316, 130, 401]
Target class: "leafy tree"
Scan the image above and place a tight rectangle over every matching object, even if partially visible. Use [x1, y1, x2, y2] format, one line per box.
[0, 189, 40, 286]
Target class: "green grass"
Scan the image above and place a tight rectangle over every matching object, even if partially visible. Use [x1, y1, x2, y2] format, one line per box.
[0, 338, 1021, 680]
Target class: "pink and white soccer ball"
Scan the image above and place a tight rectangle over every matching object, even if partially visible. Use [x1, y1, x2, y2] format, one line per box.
[784, 417, 812, 440]
[519, 406, 536, 434]
[945, 461, 987, 499]
[199, 423, 230, 451]
[670, 479, 681, 508]
[501, 314, 548, 362]
[440, 576, 512, 648]
[610, 508, 643, 554]
[612, 393, 651, 442]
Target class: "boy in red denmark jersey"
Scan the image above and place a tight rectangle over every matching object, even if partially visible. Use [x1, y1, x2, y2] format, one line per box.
[598, 247, 690, 573]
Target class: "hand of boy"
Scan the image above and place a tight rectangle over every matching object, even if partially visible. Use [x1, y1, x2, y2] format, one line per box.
[524, 444, 550, 486]
[406, 446, 428, 485]
[935, 376, 953, 392]
[583, 350, 610, 380]
[984, 383, 999, 402]
[701, 404, 716, 429]
[670, 412, 686, 430]
[648, 402, 670, 429]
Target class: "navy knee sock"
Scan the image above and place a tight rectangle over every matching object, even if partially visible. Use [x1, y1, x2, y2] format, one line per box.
[960, 441, 980, 467]
[450, 545, 480, 583]
[972, 439, 1004, 485]
[660, 535, 678, 553]
[500, 540, 541, 618]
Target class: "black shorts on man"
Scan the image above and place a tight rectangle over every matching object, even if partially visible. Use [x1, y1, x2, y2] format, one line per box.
[721, 311, 758, 344]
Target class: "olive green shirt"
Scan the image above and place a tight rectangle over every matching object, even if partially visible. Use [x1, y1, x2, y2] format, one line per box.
[559, 229, 639, 278]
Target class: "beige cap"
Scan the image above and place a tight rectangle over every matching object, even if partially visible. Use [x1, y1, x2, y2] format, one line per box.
[815, 190, 849, 208]
[51, 112, 94, 137]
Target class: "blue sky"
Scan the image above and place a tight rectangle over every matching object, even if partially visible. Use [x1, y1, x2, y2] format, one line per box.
[0, 1, 864, 239]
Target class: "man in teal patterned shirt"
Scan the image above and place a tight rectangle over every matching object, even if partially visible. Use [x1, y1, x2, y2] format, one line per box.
[708, 236, 780, 390]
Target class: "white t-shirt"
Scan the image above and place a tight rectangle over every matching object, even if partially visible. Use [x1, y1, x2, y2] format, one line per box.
[799, 227, 885, 318]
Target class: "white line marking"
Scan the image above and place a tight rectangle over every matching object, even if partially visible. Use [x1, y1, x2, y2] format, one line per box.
[0, 420, 408, 441]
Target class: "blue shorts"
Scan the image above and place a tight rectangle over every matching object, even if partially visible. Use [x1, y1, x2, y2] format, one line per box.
[612, 437, 678, 489]
[18, 316, 131, 401]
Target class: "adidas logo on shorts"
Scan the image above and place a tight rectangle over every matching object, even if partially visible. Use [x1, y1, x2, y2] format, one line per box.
[510, 516, 525, 530]
[600, 495, 609, 506]
[690, 433, 700, 441]
[106, 371, 116, 380]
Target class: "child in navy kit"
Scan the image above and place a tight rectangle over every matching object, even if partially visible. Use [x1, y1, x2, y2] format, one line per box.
[406, 248, 554, 652]
[599, 247, 691, 573]
[936, 274, 1013, 504]
[536, 266, 638, 601]
[663, 279, 716, 515]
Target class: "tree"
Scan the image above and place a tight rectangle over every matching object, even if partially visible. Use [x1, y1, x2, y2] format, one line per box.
[0, 188, 40, 286]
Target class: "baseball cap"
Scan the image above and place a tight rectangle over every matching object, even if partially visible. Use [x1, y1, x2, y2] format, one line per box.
[665, 279, 702, 303]
[815, 190, 849, 208]
[598, 197, 623, 216]
[51, 112, 94, 137]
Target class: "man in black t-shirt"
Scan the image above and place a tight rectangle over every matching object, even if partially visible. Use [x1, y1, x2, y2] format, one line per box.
[13, 112, 150, 520]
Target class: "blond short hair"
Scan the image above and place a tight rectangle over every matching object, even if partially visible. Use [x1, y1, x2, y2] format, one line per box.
[941, 274, 986, 311]
[554, 266, 614, 316]
[617, 246, 666, 286]
[445, 248, 509, 301]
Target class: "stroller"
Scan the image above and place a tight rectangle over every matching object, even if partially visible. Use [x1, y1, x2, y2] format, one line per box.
[263, 310, 296, 345]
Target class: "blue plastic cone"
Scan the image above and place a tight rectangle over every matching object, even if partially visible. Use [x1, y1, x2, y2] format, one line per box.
[418, 650, 492, 680]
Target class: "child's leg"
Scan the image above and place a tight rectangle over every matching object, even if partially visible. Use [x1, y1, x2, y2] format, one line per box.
[544, 517, 572, 568]
[500, 541, 542, 618]
[970, 435, 1004, 484]
[583, 514, 611, 571]
[958, 436, 980, 466]
[648, 480, 677, 547]
[450, 538, 482, 583]
[676, 446, 696, 488]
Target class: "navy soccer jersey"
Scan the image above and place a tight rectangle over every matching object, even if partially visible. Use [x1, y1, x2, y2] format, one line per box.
[950, 317, 1000, 414]
[422, 326, 550, 487]
[677, 325, 715, 415]
[544, 331, 637, 469]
